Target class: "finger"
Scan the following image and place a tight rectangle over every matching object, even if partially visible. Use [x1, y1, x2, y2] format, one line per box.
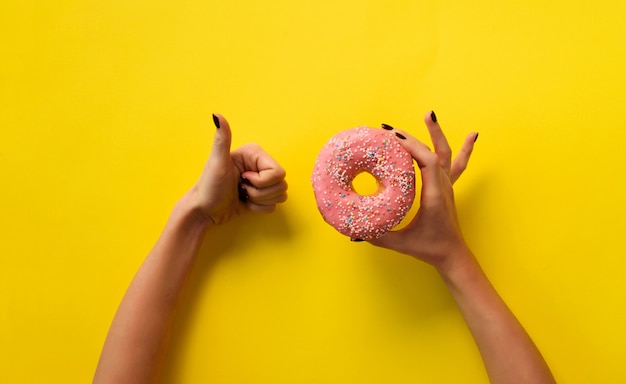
[242, 167, 286, 189]
[232, 143, 287, 188]
[424, 111, 452, 174]
[450, 132, 478, 184]
[210, 113, 232, 164]
[391, 128, 443, 203]
[243, 180, 288, 202]
[386, 127, 432, 161]
[240, 160, 286, 189]
[367, 228, 406, 251]
[246, 202, 277, 214]
[250, 192, 288, 206]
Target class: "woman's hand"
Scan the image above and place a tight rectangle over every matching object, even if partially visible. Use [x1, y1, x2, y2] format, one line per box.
[375, 113, 555, 384]
[94, 113, 288, 384]
[192, 114, 288, 225]
[370, 112, 478, 273]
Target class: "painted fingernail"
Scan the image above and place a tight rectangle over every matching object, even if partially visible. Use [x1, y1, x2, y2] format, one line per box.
[430, 111, 437, 123]
[474, 132, 479, 143]
[240, 176, 252, 186]
[238, 183, 248, 203]
[351, 238, 364, 242]
[395, 132, 406, 140]
[381, 123, 394, 130]
[212, 113, 221, 129]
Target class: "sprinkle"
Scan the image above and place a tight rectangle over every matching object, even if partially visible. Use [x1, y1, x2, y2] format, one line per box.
[311, 127, 416, 240]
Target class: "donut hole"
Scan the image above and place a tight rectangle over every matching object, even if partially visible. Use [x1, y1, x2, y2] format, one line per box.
[351, 171, 381, 196]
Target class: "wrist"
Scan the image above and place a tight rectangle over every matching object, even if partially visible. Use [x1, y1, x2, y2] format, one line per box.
[170, 190, 214, 234]
[434, 246, 477, 281]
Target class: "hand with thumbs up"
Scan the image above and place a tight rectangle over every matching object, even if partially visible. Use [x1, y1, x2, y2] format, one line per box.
[191, 113, 288, 225]
[93, 113, 288, 384]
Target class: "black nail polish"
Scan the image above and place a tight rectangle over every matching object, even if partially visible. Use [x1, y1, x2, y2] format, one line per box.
[238, 183, 248, 203]
[474, 132, 479, 143]
[395, 132, 406, 140]
[240, 176, 252, 186]
[212, 113, 220, 129]
[430, 111, 437, 123]
[381, 123, 394, 130]
[351, 238, 364, 242]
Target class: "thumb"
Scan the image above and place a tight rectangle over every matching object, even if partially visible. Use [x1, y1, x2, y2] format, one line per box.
[210, 113, 232, 162]
[367, 229, 404, 250]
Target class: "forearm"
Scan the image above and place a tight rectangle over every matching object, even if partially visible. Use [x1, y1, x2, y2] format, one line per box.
[438, 250, 555, 384]
[94, 191, 211, 384]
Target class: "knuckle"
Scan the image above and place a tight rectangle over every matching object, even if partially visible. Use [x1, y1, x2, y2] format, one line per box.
[440, 148, 452, 158]
[423, 152, 439, 166]
[276, 167, 287, 180]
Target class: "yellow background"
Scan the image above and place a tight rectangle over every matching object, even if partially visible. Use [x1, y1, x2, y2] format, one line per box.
[1, 0, 625, 382]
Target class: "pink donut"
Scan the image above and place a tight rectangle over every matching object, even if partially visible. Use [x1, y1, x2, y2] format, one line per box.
[311, 127, 416, 240]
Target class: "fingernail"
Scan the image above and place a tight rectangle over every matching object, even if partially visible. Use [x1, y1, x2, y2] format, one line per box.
[381, 123, 394, 131]
[430, 111, 437, 123]
[240, 176, 252, 186]
[238, 183, 248, 203]
[351, 238, 364, 242]
[395, 132, 406, 140]
[474, 132, 479, 143]
[212, 113, 221, 129]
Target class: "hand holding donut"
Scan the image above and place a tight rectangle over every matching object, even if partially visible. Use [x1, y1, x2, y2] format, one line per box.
[369, 112, 478, 273]
[191, 114, 288, 225]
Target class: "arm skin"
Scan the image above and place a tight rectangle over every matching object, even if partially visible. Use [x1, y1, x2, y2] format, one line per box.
[92, 192, 210, 384]
[439, 249, 555, 383]
[93, 114, 288, 384]
[370, 112, 556, 384]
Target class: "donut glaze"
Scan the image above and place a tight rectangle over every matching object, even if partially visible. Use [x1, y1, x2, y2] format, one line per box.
[311, 127, 416, 240]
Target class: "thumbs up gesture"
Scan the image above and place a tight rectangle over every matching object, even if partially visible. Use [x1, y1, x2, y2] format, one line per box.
[192, 114, 288, 225]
